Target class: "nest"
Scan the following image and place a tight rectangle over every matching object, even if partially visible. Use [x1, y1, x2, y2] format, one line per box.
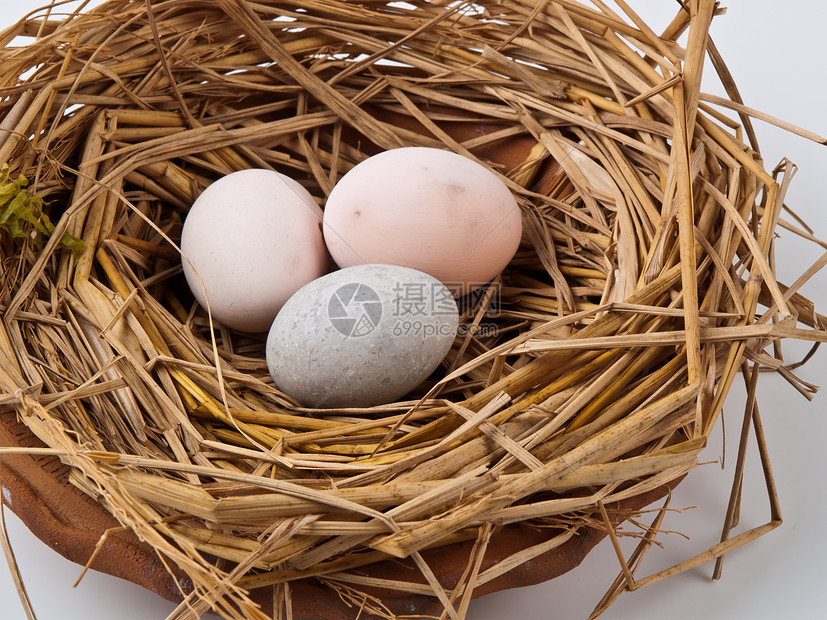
[1, 1, 826, 618]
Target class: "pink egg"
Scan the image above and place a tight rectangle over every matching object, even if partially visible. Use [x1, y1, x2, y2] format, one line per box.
[323, 147, 522, 296]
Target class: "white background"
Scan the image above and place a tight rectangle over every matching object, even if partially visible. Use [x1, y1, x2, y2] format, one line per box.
[2, 2, 826, 619]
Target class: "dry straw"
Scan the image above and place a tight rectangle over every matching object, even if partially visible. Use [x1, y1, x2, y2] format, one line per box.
[0, 0, 826, 618]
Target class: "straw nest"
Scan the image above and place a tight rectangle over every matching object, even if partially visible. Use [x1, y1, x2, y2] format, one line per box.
[1, 1, 826, 619]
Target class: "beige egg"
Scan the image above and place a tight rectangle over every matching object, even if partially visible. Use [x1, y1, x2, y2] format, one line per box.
[181, 169, 328, 333]
[323, 147, 522, 296]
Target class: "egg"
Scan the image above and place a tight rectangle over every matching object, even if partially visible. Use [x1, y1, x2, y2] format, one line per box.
[181, 168, 328, 333]
[322, 147, 522, 296]
[266, 264, 458, 408]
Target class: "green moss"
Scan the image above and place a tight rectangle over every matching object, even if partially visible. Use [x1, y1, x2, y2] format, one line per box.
[0, 163, 84, 255]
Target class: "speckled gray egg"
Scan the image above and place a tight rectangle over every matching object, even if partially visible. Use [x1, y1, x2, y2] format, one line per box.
[266, 264, 459, 408]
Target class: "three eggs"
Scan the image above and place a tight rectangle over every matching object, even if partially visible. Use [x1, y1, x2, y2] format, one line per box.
[180, 147, 523, 407]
